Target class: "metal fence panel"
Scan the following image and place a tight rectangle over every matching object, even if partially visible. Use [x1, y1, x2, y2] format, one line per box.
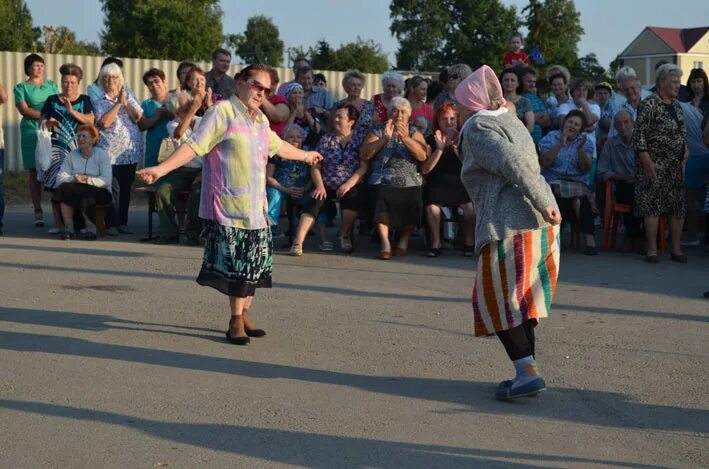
[1, 51, 387, 171]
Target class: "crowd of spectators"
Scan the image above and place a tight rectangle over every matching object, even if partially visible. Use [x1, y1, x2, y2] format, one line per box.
[1, 37, 708, 264]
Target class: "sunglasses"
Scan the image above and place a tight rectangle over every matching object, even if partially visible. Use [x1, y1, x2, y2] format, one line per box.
[247, 79, 271, 95]
[448, 74, 460, 80]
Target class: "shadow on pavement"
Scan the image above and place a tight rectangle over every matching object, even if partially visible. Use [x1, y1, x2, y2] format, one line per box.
[0, 328, 706, 435]
[1, 399, 665, 468]
[0, 243, 149, 258]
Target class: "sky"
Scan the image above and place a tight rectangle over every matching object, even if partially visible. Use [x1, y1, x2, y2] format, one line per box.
[24, 0, 709, 69]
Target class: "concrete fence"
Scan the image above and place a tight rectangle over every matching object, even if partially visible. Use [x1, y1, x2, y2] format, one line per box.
[0, 51, 388, 171]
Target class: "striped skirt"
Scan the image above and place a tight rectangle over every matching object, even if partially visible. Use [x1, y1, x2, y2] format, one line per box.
[472, 225, 560, 337]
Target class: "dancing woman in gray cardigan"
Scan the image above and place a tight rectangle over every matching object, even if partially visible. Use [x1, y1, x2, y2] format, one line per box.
[455, 65, 561, 401]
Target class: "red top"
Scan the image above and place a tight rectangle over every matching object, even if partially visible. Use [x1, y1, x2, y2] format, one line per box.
[373, 94, 388, 123]
[264, 95, 289, 137]
[410, 103, 433, 124]
[503, 50, 530, 67]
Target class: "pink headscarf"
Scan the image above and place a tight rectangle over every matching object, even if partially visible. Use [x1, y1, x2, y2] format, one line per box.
[454, 65, 506, 114]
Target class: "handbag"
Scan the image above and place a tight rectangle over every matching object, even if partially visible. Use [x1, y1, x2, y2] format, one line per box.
[157, 137, 179, 163]
[35, 123, 53, 171]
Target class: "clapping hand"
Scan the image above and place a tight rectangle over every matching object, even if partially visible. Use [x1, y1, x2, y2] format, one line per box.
[445, 126, 459, 144]
[382, 119, 395, 141]
[576, 134, 587, 150]
[74, 174, 88, 184]
[433, 129, 446, 150]
[394, 120, 408, 139]
[59, 96, 74, 113]
[118, 87, 127, 107]
[206, 88, 214, 107]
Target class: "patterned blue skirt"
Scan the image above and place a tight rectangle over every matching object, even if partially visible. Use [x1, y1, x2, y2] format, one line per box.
[196, 221, 273, 297]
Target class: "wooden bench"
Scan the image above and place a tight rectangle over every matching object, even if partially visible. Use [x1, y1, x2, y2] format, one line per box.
[94, 204, 109, 237]
[135, 186, 191, 242]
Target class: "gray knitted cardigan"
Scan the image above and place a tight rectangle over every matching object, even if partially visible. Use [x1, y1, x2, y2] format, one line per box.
[460, 109, 558, 253]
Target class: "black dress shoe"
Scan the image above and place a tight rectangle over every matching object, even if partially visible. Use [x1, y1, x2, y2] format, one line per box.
[225, 330, 250, 345]
[245, 328, 266, 338]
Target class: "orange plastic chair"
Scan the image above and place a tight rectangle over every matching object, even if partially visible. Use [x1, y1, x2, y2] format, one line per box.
[602, 180, 665, 254]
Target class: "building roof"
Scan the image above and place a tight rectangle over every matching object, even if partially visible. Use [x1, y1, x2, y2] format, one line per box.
[647, 26, 708, 53]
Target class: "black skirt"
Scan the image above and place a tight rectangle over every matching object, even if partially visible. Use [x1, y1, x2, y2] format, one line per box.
[196, 221, 273, 298]
[52, 182, 112, 208]
[373, 185, 423, 227]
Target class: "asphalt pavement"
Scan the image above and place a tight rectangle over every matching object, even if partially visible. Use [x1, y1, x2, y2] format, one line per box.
[0, 205, 707, 468]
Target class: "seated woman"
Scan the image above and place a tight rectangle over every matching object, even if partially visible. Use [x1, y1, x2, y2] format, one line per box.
[421, 103, 475, 257]
[154, 90, 204, 245]
[266, 124, 320, 241]
[52, 125, 112, 240]
[290, 104, 367, 255]
[539, 110, 598, 255]
[334, 69, 375, 134]
[372, 71, 405, 125]
[40, 63, 95, 234]
[182, 66, 214, 116]
[360, 97, 427, 259]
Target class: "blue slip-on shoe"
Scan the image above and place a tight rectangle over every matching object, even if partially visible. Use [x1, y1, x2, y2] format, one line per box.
[495, 377, 546, 401]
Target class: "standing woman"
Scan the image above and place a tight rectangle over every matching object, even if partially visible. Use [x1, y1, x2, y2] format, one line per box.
[372, 71, 404, 125]
[92, 63, 143, 234]
[334, 69, 375, 134]
[500, 69, 534, 134]
[455, 66, 561, 400]
[138, 64, 323, 346]
[405, 76, 433, 134]
[40, 64, 94, 233]
[14, 53, 59, 226]
[634, 64, 689, 263]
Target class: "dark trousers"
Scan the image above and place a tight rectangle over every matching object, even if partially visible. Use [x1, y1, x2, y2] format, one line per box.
[614, 181, 643, 240]
[496, 320, 536, 361]
[556, 196, 595, 235]
[156, 167, 201, 239]
[110, 163, 137, 226]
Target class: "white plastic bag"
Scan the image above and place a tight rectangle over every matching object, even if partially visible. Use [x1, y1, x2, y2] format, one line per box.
[35, 124, 52, 172]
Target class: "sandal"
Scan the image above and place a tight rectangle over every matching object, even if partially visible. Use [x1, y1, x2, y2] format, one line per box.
[339, 236, 353, 253]
[319, 240, 334, 252]
[462, 245, 475, 257]
[289, 243, 303, 256]
[426, 247, 442, 258]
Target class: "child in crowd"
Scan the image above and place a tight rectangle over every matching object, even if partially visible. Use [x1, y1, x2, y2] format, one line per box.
[313, 73, 327, 89]
[266, 124, 329, 243]
[503, 32, 530, 68]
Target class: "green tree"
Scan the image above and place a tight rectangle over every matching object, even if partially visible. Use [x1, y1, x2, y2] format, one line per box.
[569, 53, 606, 81]
[523, 0, 583, 76]
[39, 26, 101, 55]
[332, 37, 389, 73]
[390, 0, 519, 71]
[0, 0, 40, 51]
[228, 15, 284, 66]
[100, 0, 223, 61]
[308, 39, 335, 71]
